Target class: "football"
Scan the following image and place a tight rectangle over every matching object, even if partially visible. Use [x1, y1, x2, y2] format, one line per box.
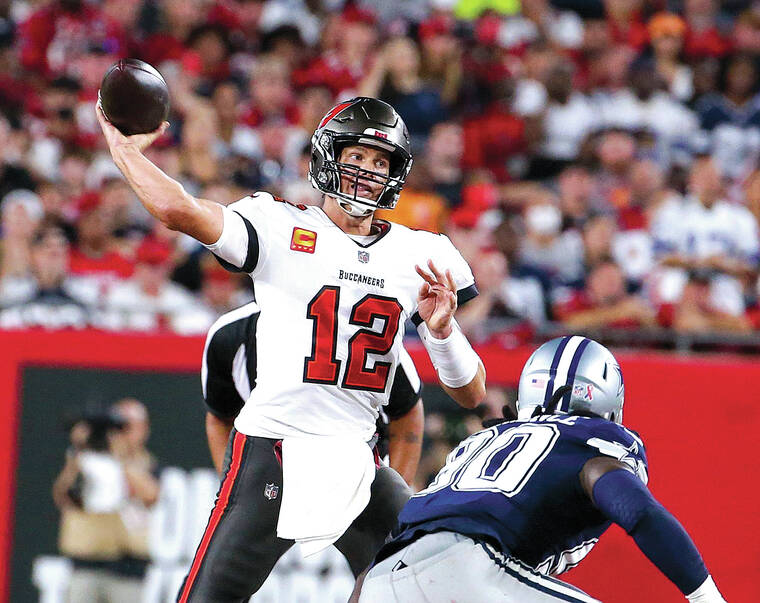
[99, 59, 170, 136]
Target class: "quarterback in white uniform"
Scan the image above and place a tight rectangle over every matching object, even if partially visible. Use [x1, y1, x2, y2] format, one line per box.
[97, 96, 486, 601]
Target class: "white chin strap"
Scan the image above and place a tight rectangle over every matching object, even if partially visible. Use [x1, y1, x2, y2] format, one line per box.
[336, 197, 374, 217]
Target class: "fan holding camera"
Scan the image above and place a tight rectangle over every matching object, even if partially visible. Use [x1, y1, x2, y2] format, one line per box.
[52, 399, 159, 603]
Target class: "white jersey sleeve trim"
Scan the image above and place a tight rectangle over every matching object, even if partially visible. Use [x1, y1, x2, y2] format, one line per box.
[203, 204, 250, 271]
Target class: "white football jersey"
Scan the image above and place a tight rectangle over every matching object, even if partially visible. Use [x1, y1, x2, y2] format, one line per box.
[650, 195, 759, 314]
[651, 195, 759, 262]
[205, 192, 476, 440]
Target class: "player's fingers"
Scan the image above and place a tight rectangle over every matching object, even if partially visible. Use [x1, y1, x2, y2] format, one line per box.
[427, 259, 445, 283]
[94, 101, 112, 134]
[431, 284, 455, 304]
[94, 101, 124, 146]
[145, 121, 169, 142]
[415, 264, 436, 286]
[445, 269, 457, 293]
[417, 282, 430, 299]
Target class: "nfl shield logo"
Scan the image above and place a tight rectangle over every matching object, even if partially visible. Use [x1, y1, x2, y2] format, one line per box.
[358, 250, 370, 263]
[264, 483, 279, 500]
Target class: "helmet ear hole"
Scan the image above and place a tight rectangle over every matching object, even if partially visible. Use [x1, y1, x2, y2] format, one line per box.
[602, 363, 608, 380]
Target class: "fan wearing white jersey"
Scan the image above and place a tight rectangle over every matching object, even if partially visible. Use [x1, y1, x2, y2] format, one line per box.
[652, 156, 759, 316]
[96, 97, 486, 602]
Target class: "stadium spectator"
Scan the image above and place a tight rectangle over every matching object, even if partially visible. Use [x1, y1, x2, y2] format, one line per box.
[650, 156, 759, 317]
[179, 101, 223, 187]
[199, 251, 246, 305]
[588, 128, 638, 214]
[581, 214, 617, 275]
[517, 201, 584, 292]
[0, 114, 36, 199]
[648, 12, 693, 102]
[280, 141, 323, 206]
[52, 399, 158, 603]
[457, 248, 544, 340]
[109, 398, 160, 591]
[553, 259, 656, 330]
[557, 165, 592, 231]
[139, 0, 207, 67]
[597, 58, 698, 166]
[69, 191, 133, 287]
[657, 271, 751, 333]
[696, 54, 760, 131]
[55, 150, 90, 200]
[604, 0, 649, 52]
[103, 239, 206, 333]
[242, 54, 298, 129]
[505, 0, 585, 51]
[418, 12, 462, 106]
[212, 80, 254, 157]
[0, 224, 95, 328]
[533, 58, 597, 177]
[425, 121, 464, 207]
[695, 53, 760, 180]
[293, 6, 376, 96]
[0, 189, 43, 279]
[733, 2, 760, 52]
[18, 0, 127, 77]
[3, 0, 760, 346]
[375, 161, 448, 233]
[186, 24, 232, 89]
[359, 36, 448, 140]
[462, 77, 530, 183]
[683, 0, 732, 60]
[293, 84, 334, 138]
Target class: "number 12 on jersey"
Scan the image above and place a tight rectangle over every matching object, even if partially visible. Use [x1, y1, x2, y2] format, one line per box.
[303, 286, 403, 392]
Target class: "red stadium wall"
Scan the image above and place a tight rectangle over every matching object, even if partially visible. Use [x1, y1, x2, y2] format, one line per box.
[1, 331, 757, 602]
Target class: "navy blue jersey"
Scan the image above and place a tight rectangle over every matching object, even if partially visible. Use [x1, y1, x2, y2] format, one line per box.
[392, 414, 648, 575]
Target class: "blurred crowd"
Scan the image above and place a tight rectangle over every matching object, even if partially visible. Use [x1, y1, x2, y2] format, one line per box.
[3, 0, 760, 343]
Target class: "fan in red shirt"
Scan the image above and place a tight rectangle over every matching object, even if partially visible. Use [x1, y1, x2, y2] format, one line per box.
[605, 0, 649, 51]
[462, 81, 528, 183]
[292, 6, 376, 96]
[553, 260, 655, 330]
[241, 54, 299, 128]
[18, 0, 128, 78]
[68, 191, 134, 285]
[683, 0, 732, 59]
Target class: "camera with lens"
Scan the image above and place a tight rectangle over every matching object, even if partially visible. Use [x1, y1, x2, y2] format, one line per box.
[66, 408, 129, 512]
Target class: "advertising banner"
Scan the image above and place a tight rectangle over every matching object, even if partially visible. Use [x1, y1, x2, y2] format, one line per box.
[1, 331, 757, 602]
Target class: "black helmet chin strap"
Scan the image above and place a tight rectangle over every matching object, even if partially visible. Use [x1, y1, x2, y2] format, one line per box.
[541, 385, 574, 416]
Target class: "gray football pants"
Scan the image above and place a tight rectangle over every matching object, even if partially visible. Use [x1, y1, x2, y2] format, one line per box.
[359, 532, 601, 603]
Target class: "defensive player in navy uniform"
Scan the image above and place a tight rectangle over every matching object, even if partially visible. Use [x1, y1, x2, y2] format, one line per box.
[96, 97, 486, 602]
[201, 301, 424, 483]
[356, 336, 726, 603]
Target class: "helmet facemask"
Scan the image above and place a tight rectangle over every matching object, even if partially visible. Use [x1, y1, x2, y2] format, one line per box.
[311, 131, 412, 217]
[308, 98, 414, 218]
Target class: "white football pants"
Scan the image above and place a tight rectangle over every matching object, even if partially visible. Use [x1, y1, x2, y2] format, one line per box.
[359, 531, 601, 603]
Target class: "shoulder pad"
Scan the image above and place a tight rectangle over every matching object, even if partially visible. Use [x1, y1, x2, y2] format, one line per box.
[585, 421, 648, 484]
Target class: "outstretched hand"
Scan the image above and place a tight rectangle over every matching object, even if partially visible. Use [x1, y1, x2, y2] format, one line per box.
[95, 95, 169, 157]
[416, 259, 457, 339]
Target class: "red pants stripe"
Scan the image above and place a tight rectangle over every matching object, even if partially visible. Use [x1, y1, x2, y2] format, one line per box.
[178, 431, 247, 602]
